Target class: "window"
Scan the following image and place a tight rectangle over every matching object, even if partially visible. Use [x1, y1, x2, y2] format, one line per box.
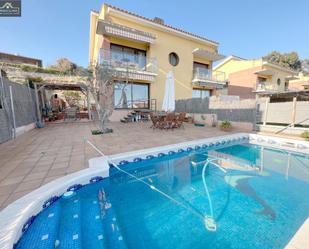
[285, 81, 289, 91]
[277, 78, 281, 86]
[192, 89, 210, 98]
[169, 52, 179, 66]
[193, 62, 210, 78]
[110, 44, 146, 70]
[257, 77, 267, 83]
[114, 81, 149, 109]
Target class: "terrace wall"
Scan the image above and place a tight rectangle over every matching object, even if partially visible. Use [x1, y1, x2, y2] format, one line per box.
[0, 76, 37, 143]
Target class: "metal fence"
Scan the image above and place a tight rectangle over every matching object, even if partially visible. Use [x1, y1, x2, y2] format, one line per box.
[0, 75, 37, 143]
[175, 97, 257, 123]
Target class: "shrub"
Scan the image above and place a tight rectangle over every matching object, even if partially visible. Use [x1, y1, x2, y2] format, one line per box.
[301, 131, 309, 141]
[220, 120, 232, 129]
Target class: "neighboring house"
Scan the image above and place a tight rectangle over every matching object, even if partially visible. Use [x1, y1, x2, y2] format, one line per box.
[213, 56, 297, 99]
[289, 72, 309, 90]
[0, 52, 42, 67]
[89, 4, 226, 111]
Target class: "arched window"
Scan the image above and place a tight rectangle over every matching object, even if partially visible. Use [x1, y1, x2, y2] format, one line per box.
[169, 52, 179, 66]
[277, 78, 281, 86]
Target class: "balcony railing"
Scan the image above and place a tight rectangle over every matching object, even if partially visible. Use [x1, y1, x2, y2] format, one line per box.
[99, 48, 157, 81]
[255, 82, 278, 92]
[192, 68, 226, 84]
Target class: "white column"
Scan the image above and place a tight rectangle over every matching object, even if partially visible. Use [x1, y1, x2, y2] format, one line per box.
[291, 96, 297, 127]
[9, 86, 16, 139]
[263, 97, 270, 125]
[34, 83, 42, 124]
[87, 87, 92, 120]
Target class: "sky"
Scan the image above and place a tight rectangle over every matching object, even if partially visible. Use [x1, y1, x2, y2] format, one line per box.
[0, 0, 308, 67]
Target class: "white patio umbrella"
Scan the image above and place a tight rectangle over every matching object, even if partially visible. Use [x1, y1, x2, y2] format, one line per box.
[162, 71, 175, 112]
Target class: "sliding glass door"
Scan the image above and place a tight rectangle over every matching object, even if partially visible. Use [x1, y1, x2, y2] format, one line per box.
[114, 81, 150, 109]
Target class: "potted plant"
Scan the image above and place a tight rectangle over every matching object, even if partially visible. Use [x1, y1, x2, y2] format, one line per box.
[220, 120, 232, 131]
[301, 131, 309, 141]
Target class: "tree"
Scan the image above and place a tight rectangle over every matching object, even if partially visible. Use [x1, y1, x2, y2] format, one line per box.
[88, 62, 115, 133]
[63, 91, 82, 107]
[302, 59, 309, 74]
[263, 51, 302, 71]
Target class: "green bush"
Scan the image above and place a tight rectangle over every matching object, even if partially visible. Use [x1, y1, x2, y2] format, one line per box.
[91, 130, 104, 135]
[301, 131, 309, 141]
[220, 120, 232, 129]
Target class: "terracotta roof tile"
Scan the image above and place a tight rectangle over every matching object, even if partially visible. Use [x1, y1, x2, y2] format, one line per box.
[105, 4, 219, 46]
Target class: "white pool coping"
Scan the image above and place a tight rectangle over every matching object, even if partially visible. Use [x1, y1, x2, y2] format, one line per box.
[0, 133, 308, 249]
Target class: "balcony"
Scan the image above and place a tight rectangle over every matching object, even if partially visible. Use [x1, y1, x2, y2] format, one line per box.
[99, 48, 157, 82]
[254, 82, 278, 93]
[97, 20, 156, 44]
[192, 68, 226, 89]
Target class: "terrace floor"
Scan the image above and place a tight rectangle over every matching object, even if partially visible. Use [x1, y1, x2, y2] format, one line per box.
[0, 121, 240, 210]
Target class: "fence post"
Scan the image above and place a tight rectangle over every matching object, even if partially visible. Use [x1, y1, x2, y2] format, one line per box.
[34, 83, 42, 124]
[9, 86, 16, 139]
[291, 96, 297, 127]
[87, 87, 92, 120]
[263, 97, 270, 125]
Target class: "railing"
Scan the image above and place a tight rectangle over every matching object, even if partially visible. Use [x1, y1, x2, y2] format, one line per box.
[275, 116, 309, 134]
[99, 48, 157, 74]
[192, 68, 226, 83]
[115, 98, 156, 110]
[255, 82, 278, 92]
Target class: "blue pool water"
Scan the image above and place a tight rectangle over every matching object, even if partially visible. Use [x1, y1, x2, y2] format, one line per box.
[16, 143, 309, 249]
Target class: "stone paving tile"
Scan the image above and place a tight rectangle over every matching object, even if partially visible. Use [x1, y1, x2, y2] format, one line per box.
[0, 121, 242, 210]
[14, 179, 43, 194]
[23, 172, 47, 182]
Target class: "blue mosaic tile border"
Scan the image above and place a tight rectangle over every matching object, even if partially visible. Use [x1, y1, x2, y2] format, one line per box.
[116, 135, 249, 167]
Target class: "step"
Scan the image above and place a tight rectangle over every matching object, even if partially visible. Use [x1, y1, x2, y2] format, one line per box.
[16, 202, 61, 249]
[99, 188, 128, 249]
[57, 196, 82, 249]
[81, 193, 105, 249]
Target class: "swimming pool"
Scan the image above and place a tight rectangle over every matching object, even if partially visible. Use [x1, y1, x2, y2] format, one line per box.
[14, 136, 309, 249]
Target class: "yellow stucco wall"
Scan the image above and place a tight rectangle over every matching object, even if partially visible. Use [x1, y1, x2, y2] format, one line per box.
[215, 58, 294, 92]
[289, 72, 309, 90]
[262, 64, 292, 91]
[214, 59, 262, 79]
[89, 4, 219, 110]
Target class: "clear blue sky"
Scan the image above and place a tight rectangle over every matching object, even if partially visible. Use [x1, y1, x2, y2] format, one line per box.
[1, 0, 308, 67]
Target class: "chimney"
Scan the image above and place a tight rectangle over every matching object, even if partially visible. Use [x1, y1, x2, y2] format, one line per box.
[153, 17, 164, 25]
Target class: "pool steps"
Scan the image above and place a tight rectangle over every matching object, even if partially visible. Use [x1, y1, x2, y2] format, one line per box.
[81, 193, 105, 249]
[15, 203, 61, 249]
[57, 197, 82, 249]
[100, 188, 128, 249]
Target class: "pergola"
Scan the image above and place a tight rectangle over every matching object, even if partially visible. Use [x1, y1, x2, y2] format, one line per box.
[33, 82, 91, 123]
[258, 89, 309, 102]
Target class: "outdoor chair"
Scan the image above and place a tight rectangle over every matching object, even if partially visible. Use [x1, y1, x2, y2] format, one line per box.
[175, 112, 186, 128]
[162, 112, 177, 130]
[150, 112, 160, 129]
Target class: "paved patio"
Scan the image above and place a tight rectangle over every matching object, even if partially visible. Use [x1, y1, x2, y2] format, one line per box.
[0, 121, 238, 210]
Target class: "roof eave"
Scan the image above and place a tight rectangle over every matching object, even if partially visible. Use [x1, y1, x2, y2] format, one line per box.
[106, 5, 219, 47]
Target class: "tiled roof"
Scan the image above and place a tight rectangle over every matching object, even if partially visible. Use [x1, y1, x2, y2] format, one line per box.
[105, 4, 219, 46]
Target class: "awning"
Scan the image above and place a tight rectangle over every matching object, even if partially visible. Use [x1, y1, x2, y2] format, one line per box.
[36, 83, 87, 91]
[254, 69, 274, 76]
[96, 20, 156, 44]
[285, 76, 299, 80]
[192, 48, 225, 61]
